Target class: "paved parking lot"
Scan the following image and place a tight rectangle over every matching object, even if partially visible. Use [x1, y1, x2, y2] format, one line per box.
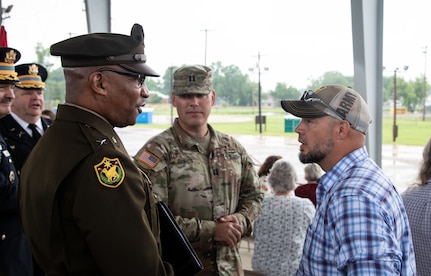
[117, 126, 423, 193]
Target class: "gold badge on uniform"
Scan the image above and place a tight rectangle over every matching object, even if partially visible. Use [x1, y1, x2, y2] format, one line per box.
[94, 157, 125, 188]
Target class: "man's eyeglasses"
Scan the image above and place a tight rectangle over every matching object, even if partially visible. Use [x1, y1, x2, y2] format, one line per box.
[98, 68, 146, 88]
[300, 90, 345, 120]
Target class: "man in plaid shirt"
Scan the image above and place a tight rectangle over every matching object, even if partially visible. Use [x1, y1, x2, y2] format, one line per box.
[281, 85, 416, 275]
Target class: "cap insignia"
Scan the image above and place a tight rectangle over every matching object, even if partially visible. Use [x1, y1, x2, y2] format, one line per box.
[5, 50, 17, 64]
[94, 157, 125, 188]
[133, 54, 146, 61]
[28, 64, 39, 75]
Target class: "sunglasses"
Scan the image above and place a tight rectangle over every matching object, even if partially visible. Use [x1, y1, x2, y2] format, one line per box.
[98, 67, 146, 88]
[300, 90, 345, 120]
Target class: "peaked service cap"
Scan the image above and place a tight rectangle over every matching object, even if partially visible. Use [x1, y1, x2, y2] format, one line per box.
[15, 63, 48, 89]
[50, 23, 159, 77]
[0, 47, 21, 83]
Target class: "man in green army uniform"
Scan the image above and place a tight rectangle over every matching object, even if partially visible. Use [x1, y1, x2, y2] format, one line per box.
[134, 64, 264, 276]
[19, 24, 174, 275]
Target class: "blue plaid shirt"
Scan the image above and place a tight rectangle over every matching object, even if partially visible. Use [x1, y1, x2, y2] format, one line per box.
[297, 147, 416, 275]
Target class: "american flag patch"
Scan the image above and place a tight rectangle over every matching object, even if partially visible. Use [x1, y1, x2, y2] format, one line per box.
[138, 149, 160, 168]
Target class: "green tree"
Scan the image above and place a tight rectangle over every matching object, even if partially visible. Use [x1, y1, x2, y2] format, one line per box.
[388, 76, 408, 108]
[160, 66, 178, 95]
[35, 43, 54, 71]
[145, 77, 162, 92]
[307, 71, 354, 90]
[402, 77, 425, 112]
[269, 83, 301, 101]
[44, 67, 65, 109]
[382, 75, 393, 103]
[211, 62, 253, 106]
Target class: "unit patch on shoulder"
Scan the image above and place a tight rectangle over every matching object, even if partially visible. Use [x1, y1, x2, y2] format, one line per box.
[94, 157, 125, 188]
[137, 149, 160, 169]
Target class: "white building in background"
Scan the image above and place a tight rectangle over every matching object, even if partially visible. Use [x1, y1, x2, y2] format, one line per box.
[149, 91, 169, 104]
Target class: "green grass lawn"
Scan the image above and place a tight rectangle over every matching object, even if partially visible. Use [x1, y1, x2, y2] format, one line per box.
[136, 105, 431, 146]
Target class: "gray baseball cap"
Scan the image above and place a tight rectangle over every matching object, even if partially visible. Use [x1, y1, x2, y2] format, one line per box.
[281, 84, 372, 134]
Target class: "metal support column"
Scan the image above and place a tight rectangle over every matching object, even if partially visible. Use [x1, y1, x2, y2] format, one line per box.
[351, 0, 384, 167]
[84, 0, 111, 33]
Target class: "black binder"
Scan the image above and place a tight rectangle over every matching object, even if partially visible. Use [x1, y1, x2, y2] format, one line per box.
[157, 200, 204, 276]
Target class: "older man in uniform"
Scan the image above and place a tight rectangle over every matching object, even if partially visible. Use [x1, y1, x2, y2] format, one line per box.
[0, 63, 52, 176]
[19, 24, 174, 275]
[0, 47, 33, 275]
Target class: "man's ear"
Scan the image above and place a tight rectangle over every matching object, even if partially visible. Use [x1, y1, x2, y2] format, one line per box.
[211, 90, 216, 106]
[171, 92, 177, 107]
[338, 120, 351, 138]
[89, 72, 106, 95]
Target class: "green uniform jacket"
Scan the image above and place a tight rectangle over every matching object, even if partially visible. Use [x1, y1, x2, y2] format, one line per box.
[19, 104, 173, 276]
[134, 119, 263, 276]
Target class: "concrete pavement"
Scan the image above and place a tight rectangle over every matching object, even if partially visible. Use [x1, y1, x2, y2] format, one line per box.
[116, 126, 423, 193]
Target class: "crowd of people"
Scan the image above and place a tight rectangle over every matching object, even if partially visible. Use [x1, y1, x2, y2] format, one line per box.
[0, 23, 425, 276]
[0, 47, 51, 275]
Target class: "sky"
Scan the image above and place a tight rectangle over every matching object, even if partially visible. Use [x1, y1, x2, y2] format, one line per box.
[2, 0, 431, 91]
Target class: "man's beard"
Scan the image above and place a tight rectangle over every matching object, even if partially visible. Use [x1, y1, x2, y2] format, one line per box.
[298, 139, 333, 164]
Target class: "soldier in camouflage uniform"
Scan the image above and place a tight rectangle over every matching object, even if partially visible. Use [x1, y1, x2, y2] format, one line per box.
[134, 64, 263, 276]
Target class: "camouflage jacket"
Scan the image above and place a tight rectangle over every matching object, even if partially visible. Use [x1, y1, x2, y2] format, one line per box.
[134, 119, 263, 276]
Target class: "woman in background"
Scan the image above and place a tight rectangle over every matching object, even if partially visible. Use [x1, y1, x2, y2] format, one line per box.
[257, 155, 282, 197]
[252, 159, 315, 276]
[401, 138, 431, 275]
[295, 163, 323, 206]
